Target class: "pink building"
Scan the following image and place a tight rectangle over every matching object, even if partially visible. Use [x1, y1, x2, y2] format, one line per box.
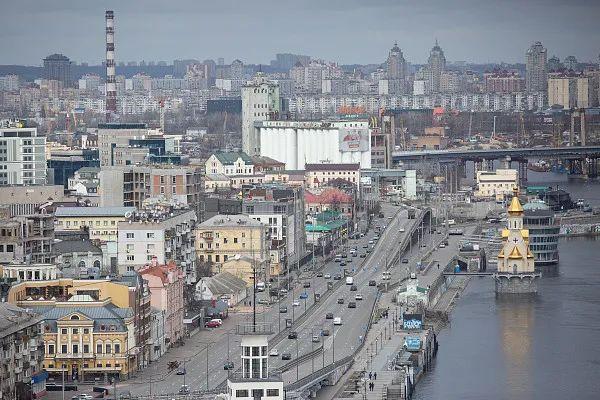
[140, 258, 185, 347]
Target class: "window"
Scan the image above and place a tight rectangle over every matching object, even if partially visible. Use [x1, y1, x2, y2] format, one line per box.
[233, 237, 238, 244]
[61, 345, 67, 354]
[127, 255, 134, 261]
[72, 344, 79, 354]
[267, 389, 279, 397]
[236, 390, 248, 398]
[96, 343, 102, 353]
[72, 328, 79, 334]
[48, 344, 55, 354]
[83, 344, 89, 353]
[105, 344, 112, 354]
[147, 232, 155, 239]
[252, 389, 264, 398]
[126, 232, 134, 239]
[114, 343, 120, 353]
[70, 315, 80, 320]
[61, 328, 67, 335]
[215, 255, 220, 262]
[6, 244, 13, 252]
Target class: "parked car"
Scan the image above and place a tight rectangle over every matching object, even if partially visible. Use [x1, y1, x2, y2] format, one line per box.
[179, 385, 190, 395]
[326, 312, 334, 319]
[288, 331, 298, 339]
[348, 302, 357, 308]
[350, 285, 357, 291]
[279, 306, 288, 313]
[360, 254, 367, 258]
[223, 361, 234, 370]
[369, 280, 377, 286]
[281, 353, 292, 360]
[333, 317, 342, 325]
[399, 228, 405, 233]
[312, 335, 320, 343]
[303, 282, 311, 288]
[363, 244, 369, 248]
[337, 298, 345, 304]
[205, 319, 221, 328]
[324, 273, 331, 279]
[293, 300, 300, 307]
[355, 294, 363, 300]
[322, 329, 330, 336]
[402, 258, 409, 264]
[269, 348, 279, 356]
[366, 249, 372, 253]
[176, 368, 186, 375]
[316, 272, 323, 277]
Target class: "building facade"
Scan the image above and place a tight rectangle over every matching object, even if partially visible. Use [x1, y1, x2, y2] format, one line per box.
[241, 76, 281, 156]
[475, 169, 519, 199]
[54, 206, 135, 243]
[0, 125, 47, 186]
[526, 41, 548, 92]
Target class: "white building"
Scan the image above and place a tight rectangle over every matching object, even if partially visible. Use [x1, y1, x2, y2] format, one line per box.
[0, 123, 46, 186]
[117, 209, 197, 280]
[476, 169, 519, 199]
[205, 151, 255, 176]
[258, 120, 371, 170]
[241, 75, 281, 156]
[1, 263, 60, 282]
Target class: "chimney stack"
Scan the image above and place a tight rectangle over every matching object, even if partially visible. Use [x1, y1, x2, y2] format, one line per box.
[105, 10, 117, 121]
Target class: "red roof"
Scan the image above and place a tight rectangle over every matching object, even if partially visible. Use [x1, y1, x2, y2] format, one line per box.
[305, 188, 353, 204]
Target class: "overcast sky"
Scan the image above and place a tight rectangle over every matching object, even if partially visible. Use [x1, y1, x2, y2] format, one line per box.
[1, 0, 599, 66]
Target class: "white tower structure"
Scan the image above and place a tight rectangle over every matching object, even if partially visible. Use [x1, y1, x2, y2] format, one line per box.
[105, 10, 117, 120]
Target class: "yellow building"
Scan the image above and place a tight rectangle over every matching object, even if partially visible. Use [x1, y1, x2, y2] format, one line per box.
[54, 206, 136, 242]
[195, 214, 270, 281]
[8, 277, 151, 380]
[475, 169, 519, 200]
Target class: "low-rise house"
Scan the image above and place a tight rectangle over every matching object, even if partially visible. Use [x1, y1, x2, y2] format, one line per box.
[53, 238, 103, 278]
[195, 271, 247, 307]
[305, 187, 355, 218]
[54, 206, 135, 243]
[305, 163, 361, 190]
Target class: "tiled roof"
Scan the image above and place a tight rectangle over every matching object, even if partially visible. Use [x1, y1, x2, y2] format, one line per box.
[200, 272, 247, 295]
[53, 239, 102, 255]
[198, 214, 264, 228]
[55, 206, 136, 217]
[214, 151, 253, 166]
[29, 304, 132, 333]
[305, 163, 360, 171]
[305, 188, 353, 204]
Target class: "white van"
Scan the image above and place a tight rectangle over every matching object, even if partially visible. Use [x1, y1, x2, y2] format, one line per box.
[333, 317, 342, 325]
[346, 277, 354, 285]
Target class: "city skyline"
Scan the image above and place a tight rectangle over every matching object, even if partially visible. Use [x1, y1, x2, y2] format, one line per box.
[1, 0, 599, 66]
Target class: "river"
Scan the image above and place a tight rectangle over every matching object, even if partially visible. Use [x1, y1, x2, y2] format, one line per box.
[414, 175, 600, 400]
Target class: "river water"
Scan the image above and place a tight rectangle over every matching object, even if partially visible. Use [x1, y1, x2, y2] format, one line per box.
[414, 175, 600, 400]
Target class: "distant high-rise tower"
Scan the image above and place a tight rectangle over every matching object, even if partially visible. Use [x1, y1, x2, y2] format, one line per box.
[43, 54, 72, 86]
[241, 75, 280, 156]
[386, 42, 407, 81]
[427, 40, 446, 93]
[105, 10, 117, 120]
[525, 41, 547, 92]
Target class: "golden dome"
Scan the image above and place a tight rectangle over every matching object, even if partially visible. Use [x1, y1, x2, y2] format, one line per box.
[508, 246, 522, 259]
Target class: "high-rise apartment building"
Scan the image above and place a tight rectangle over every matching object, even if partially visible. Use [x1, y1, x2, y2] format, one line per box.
[0, 123, 46, 186]
[427, 40, 446, 93]
[526, 42, 548, 92]
[548, 75, 593, 109]
[386, 43, 407, 81]
[241, 75, 281, 156]
[43, 53, 72, 86]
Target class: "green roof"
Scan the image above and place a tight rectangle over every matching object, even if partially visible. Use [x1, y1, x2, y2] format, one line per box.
[306, 219, 348, 232]
[214, 151, 253, 166]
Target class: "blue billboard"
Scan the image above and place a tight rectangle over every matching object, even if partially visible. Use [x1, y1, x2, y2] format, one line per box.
[402, 313, 423, 330]
[404, 336, 421, 352]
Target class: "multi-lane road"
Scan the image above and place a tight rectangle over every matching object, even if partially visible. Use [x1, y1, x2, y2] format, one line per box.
[116, 203, 425, 396]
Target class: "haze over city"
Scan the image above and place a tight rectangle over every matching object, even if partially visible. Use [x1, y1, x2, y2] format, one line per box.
[1, 0, 599, 65]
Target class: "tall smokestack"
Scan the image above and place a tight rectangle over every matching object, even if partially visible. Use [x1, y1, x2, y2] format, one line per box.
[105, 10, 117, 121]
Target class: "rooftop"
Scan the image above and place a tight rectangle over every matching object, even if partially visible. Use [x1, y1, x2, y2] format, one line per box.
[213, 151, 253, 166]
[55, 206, 136, 217]
[305, 163, 360, 172]
[198, 214, 264, 228]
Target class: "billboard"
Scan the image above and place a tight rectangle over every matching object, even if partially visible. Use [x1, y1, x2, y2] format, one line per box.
[339, 128, 369, 152]
[404, 336, 421, 352]
[402, 313, 423, 330]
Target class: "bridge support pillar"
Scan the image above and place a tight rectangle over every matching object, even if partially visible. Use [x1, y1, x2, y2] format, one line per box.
[474, 160, 483, 181]
[502, 156, 511, 170]
[518, 161, 527, 186]
[588, 158, 598, 178]
[485, 159, 494, 171]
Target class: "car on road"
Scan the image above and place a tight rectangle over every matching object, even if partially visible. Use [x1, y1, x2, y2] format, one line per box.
[366, 248, 372, 253]
[179, 385, 190, 395]
[340, 261, 347, 267]
[369, 280, 377, 286]
[176, 368, 186, 375]
[326, 312, 334, 319]
[341, 254, 348, 258]
[362, 244, 369, 248]
[324, 273, 331, 279]
[334, 257, 342, 262]
[77, 395, 92, 400]
[368, 240, 374, 245]
[223, 361, 234, 370]
[383, 225, 387, 229]
[374, 235, 380, 241]
[281, 353, 292, 360]
[288, 331, 298, 339]
[269, 348, 279, 356]
[312, 335, 320, 343]
[257, 298, 270, 305]
[355, 294, 363, 300]
[350, 285, 357, 291]
[279, 288, 288, 295]
[334, 275, 342, 280]
[351, 252, 357, 257]
[333, 317, 342, 325]
[360, 253, 366, 258]
[322, 329, 330, 336]
[337, 298, 345, 304]
[299, 292, 308, 299]
[348, 301, 357, 308]
[292, 300, 300, 307]
[303, 282, 311, 288]
[279, 306, 288, 313]
[316, 272, 323, 277]
[439, 243, 446, 248]
[402, 258, 409, 264]
[399, 228, 405, 233]
[205, 319, 221, 328]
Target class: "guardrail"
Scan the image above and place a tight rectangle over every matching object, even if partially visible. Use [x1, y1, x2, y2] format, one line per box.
[285, 355, 354, 392]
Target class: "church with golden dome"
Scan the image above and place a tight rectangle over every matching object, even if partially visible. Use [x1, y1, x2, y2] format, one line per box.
[494, 188, 541, 294]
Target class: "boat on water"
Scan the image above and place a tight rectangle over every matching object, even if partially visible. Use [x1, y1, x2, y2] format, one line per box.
[528, 160, 551, 172]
